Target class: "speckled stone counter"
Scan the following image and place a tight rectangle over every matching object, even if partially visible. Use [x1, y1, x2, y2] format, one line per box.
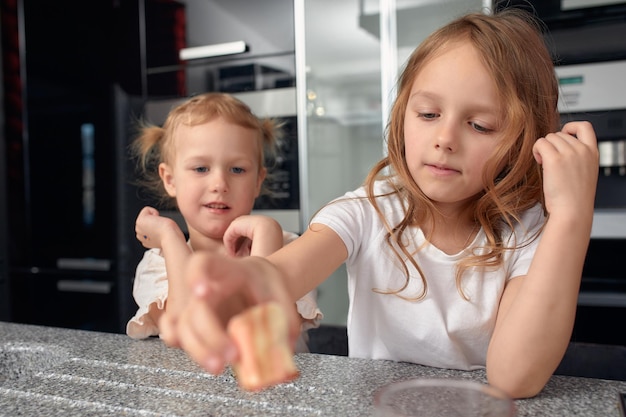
[1, 321, 625, 416]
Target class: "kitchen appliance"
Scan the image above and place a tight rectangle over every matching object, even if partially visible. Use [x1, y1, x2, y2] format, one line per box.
[555, 59, 626, 345]
[495, 0, 626, 65]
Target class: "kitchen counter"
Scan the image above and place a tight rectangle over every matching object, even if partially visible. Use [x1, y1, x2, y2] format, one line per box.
[1, 321, 624, 416]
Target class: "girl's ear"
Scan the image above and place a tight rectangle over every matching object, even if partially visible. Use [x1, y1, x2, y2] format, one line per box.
[159, 162, 177, 197]
[255, 167, 267, 197]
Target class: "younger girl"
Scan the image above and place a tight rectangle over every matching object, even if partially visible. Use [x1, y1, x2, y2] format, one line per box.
[126, 93, 321, 353]
[161, 10, 599, 398]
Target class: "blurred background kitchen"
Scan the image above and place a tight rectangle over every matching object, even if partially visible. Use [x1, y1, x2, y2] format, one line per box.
[1, 0, 625, 348]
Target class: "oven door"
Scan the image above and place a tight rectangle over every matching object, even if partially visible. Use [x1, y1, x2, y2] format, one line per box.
[583, 213, 626, 308]
[569, 176, 626, 346]
[576, 226, 626, 345]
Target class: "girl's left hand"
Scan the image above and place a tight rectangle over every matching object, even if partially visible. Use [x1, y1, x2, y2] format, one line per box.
[223, 215, 283, 257]
[532, 121, 599, 218]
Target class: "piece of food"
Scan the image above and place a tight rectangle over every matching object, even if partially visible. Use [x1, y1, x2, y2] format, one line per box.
[227, 301, 299, 391]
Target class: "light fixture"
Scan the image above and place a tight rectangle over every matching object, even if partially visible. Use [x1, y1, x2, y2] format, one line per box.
[179, 40, 248, 61]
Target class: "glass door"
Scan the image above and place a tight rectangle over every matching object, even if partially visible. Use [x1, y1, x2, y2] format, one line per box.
[295, 0, 384, 325]
[296, 0, 488, 326]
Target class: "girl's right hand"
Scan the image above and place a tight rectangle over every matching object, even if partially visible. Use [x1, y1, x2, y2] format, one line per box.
[135, 206, 180, 249]
[159, 252, 300, 375]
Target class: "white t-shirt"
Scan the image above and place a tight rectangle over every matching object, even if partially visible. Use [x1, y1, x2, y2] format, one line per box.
[312, 180, 544, 370]
[126, 231, 322, 353]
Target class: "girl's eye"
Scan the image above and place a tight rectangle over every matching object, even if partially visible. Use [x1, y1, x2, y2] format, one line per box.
[194, 167, 208, 173]
[418, 112, 438, 120]
[470, 122, 493, 133]
[231, 167, 245, 174]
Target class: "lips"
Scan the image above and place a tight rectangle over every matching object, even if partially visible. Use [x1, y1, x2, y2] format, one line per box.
[426, 163, 460, 175]
[205, 202, 230, 210]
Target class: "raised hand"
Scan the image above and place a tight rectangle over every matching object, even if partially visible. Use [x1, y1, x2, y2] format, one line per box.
[532, 121, 599, 219]
[223, 215, 283, 257]
[135, 206, 182, 250]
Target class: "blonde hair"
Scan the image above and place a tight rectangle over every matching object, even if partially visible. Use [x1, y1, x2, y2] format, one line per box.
[130, 93, 283, 208]
[367, 9, 559, 300]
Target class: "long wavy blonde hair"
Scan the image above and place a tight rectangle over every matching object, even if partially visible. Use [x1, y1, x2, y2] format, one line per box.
[367, 9, 560, 300]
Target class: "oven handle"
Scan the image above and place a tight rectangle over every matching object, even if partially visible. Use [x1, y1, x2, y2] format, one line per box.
[57, 280, 113, 294]
[578, 291, 626, 308]
[56, 258, 111, 271]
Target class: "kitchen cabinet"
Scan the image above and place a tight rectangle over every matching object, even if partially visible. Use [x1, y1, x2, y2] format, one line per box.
[178, 0, 295, 98]
[116, 0, 296, 99]
[0, 0, 143, 333]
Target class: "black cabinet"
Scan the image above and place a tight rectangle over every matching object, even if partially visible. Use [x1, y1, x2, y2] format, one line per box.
[10, 271, 120, 333]
[0, 0, 143, 333]
[5, 0, 117, 267]
[115, 0, 187, 97]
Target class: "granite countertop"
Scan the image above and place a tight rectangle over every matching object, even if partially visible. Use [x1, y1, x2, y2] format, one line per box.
[1, 321, 625, 416]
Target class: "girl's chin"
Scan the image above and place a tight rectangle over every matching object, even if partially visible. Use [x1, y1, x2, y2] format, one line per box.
[189, 225, 230, 240]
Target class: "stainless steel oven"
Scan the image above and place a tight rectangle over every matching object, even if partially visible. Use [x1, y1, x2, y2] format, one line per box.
[556, 60, 626, 345]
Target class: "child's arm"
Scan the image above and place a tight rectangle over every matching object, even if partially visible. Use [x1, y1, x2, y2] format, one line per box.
[159, 224, 347, 373]
[222, 215, 284, 257]
[487, 121, 599, 398]
[223, 216, 324, 351]
[135, 206, 192, 327]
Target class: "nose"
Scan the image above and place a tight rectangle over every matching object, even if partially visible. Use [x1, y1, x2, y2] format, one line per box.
[210, 169, 228, 193]
[435, 119, 458, 152]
